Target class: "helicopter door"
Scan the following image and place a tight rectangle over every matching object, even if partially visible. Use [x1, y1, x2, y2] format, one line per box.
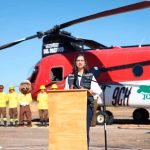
[50, 67, 63, 82]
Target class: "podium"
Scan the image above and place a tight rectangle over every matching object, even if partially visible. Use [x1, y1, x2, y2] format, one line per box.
[48, 89, 88, 150]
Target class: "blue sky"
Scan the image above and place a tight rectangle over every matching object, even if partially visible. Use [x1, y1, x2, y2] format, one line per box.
[0, 0, 150, 92]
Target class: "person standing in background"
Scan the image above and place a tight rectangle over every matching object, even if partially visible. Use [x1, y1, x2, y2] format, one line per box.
[37, 85, 48, 126]
[0, 85, 8, 127]
[7, 86, 18, 126]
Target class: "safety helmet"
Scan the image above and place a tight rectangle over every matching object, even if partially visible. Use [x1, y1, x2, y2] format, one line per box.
[9, 86, 15, 90]
[51, 84, 58, 89]
[40, 85, 46, 90]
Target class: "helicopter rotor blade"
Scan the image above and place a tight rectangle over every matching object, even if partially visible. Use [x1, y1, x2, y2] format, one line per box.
[0, 32, 45, 50]
[0, 39, 25, 50]
[0, 1, 150, 50]
[58, 1, 150, 29]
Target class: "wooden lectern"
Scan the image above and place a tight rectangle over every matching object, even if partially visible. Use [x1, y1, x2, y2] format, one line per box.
[48, 89, 88, 150]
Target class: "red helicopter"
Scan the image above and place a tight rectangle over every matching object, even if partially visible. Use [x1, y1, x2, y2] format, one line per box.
[0, 1, 150, 124]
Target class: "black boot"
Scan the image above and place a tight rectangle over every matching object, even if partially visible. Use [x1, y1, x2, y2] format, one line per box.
[14, 121, 18, 127]
[9, 122, 13, 127]
[43, 120, 47, 127]
[40, 120, 44, 127]
[4, 121, 7, 127]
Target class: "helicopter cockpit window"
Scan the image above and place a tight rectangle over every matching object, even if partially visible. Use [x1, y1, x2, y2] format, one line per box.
[132, 65, 143, 77]
[30, 66, 39, 83]
[70, 42, 83, 50]
[50, 67, 63, 82]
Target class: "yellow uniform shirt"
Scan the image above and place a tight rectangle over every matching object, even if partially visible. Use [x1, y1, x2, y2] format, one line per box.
[7, 92, 18, 108]
[37, 92, 48, 110]
[0, 92, 7, 107]
[18, 93, 32, 106]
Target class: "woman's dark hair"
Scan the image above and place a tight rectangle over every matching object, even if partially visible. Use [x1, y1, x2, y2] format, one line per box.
[72, 53, 89, 74]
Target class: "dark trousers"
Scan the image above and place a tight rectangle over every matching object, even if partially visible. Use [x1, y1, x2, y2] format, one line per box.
[39, 109, 48, 120]
[87, 105, 94, 148]
[9, 108, 18, 120]
[19, 105, 32, 125]
[0, 107, 6, 119]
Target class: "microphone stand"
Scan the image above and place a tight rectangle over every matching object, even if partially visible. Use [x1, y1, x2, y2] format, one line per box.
[101, 84, 109, 150]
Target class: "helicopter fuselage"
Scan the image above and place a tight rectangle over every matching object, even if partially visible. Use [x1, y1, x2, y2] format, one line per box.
[29, 44, 150, 109]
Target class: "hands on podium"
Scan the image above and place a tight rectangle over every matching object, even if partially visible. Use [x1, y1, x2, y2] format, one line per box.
[79, 86, 95, 97]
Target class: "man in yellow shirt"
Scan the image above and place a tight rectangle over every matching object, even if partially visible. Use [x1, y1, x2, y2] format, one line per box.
[0, 85, 7, 127]
[7, 86, 18, 126]
[37, 85, 48, 126]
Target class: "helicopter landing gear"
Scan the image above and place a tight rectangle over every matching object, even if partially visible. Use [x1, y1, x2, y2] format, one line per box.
[133, 108, 149, 123]
[96, 110, 114, 125]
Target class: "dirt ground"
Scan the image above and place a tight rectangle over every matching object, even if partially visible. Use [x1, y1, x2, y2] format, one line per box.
[0, 103, 150, 150]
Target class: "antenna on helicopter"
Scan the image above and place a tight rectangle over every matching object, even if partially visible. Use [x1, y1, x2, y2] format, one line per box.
[139, 37, 146, 47]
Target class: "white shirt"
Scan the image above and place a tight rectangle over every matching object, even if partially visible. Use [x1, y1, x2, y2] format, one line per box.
[20, 101, 29, 106]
